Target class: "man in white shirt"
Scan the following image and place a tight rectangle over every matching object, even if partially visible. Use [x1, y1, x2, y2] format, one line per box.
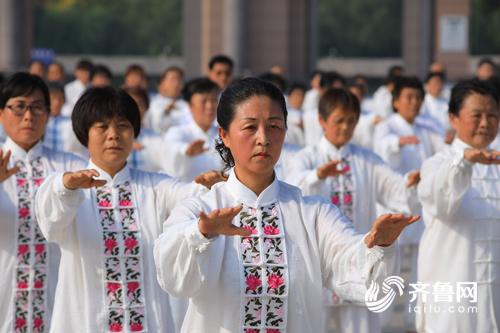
[417, 79, 500, 332]
[207, 54, 234, 90]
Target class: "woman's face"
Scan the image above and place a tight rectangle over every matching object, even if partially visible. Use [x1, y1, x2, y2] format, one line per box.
[220, 95, 286, 180]
[319, 107, 358, 148]
[87, 117, 135, 175]
[450, 93, 499, 149]
[190, 92, 218, 131]
[0, 89, 49, 151]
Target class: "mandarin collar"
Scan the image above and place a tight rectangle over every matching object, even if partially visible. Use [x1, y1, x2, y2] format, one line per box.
[3, 137, 44, 162]
[226, 168, 280, 207]
[318, 136, 351, 160]
[87, 159, 131, 187]
[393, 113, 417, 132]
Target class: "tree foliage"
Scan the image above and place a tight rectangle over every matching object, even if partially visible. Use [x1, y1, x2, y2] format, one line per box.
[34, 0, 181, 55]
[470, 0, 500, 54]
[318, 0, 402, 57]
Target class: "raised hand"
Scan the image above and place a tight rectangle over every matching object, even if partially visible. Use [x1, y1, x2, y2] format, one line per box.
[63, 169, 107, 190]
[463, 148, 500, 165]
[198, 205, 252, 239]
[317, 160, 347, 180]
[406, 170, 421, 188]
[399, 135, 420, 147]
[364, 213, 420, 248]
[186, 139, 208, 156]
[164, 101, 176, 114]
[0, 150, 19, 183]
[194, 170, 228, 189]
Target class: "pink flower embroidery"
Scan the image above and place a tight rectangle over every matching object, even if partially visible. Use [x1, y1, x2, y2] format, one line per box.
[263, 225, 279, 235]
[124, 237, 138, 251]
[246, 274, 262, 291]
[16, 179, 27, 187]
[275, 254, 284, 264]
[342, 163, 350, 173]
[267, 274, 285, 289]
[343, 194, 352, 205]
[267, 329, 281, 333]
[34, 179, 44, 186]
[105, 238, 118, 252]
[34, 280, 43, 289]
[331, 195, 340, 205]
[243, 225, 257, 235]
[130, 323, 143, 331]
[245, 329, 259, 333]
[35, 244, 45, 254]
[107, 282, 121, 293]
[109, 323, 123, 332]
[19, 207, 30, 218]
[127, 281, 140, 293]
[17, 281, 28, 289]
[241, 238, 252, 250]
[119, 200, 132, 207]
[98, 200, 112, 208]
[15, 317, 26, 329]
[18, 244, 29, 255]
[33, 316, 43, 329]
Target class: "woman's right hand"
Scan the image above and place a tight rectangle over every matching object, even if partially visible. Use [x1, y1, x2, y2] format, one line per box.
[63, 169, 107, 190]
[0, 150, 19, 183]
[198, 205, 252, 239]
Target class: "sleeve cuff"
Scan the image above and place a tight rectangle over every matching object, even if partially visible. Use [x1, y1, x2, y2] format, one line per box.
[184, 221, 213, 253]
[451, 149, 474, 170]
[55, 172, 82, 196]
[305, 169, 323, 186]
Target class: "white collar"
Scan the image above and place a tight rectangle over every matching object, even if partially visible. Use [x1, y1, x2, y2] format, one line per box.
[318, 136, 350, 160]
[3, 137, 44, 162]
[87, 159, 131, 187]
[392, 113, 417, 132]
[226, 168, 280, 207]
[189, 121, 218, 139]
[451, 137, 493, 155]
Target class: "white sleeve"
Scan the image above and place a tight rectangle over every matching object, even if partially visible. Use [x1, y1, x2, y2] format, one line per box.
[153, 198, 214, 298]
[286, 149, 325, 195]
[315, 200, 399, 303]
[162, 129, 192, 177]
[34, 173, 84, 243]
[417, 150, 472, 220]
[373, 123, 401, 167]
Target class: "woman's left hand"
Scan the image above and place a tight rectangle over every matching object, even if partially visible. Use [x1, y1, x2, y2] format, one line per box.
[364, 213, 420, 248]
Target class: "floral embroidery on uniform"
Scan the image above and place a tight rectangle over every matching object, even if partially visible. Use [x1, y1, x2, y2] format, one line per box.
[96, 180, 147, 332]
[13, 157, 49, 332]
[239, 203, 288, 333]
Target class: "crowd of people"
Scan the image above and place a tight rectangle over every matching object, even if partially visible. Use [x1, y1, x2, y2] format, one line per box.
[0, 54, 499, 333]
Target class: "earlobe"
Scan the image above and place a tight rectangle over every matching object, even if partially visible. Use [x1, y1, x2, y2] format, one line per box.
[218, 127, 230, 148]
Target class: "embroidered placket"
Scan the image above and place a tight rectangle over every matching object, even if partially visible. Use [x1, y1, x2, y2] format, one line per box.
[96, 181, 148, 333]
[238, 203, 288, 333]
[14, 157, 48, 333]
[330, 157, 355, 221]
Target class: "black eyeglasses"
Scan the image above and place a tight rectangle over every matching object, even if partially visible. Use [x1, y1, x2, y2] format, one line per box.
[6, 102, 48, 116]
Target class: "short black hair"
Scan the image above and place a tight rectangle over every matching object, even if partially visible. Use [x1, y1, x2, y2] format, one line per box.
[258, 72, 287, 93]
[124, 64, 146, 78]
[319, 71, 346, 89]
[392, 76, 425, 105]
[90, 64, 113, 82]
[385, 65, 404, 85]
[47, 81, 65, 96]
[449, 79, 499, 116]
[159, 66, 184, 83]
[319, 88, 360, 120]
[425, 71, 445, 84]
[182, 77, 219, 103]
[215, 77, 287, 170]
[72, 87, 141, 147]
[0, 72, 50, 111]
[123, 86, 150, 110]
[478, 58, 496, 69]
[287, 82, 307, 95]
[208, 55, 234, 70]
[75, 59, 93, 71]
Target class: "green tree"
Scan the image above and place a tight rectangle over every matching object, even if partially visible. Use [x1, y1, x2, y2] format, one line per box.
[34, 0, 181, 55]
[318, 0, 402, 57]
[470, 0, 500, 54]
